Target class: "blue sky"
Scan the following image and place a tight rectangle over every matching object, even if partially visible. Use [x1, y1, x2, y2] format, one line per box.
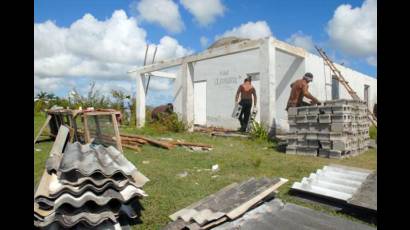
[34, 0, 376, 106]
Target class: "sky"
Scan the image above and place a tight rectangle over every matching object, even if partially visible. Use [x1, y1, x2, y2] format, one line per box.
[34, 0, 377, 106]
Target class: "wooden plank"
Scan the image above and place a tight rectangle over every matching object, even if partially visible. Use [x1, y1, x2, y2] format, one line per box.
[226, 178, 288, 219]
[120, 133, 175, 149]
[82, 114, 91, 143]
[34, 115, 52, 145]
[120, 136, 148, 144]
[83, 111, 120, 116]
[166, 140, 213, 148]
[111, 113, 123, 153]
[49, 126, 70, 157]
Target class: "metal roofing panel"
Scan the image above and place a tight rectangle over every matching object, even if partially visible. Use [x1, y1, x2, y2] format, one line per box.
[347, 172, 377, 211]
[38, 185, 146, 210]
[291, 164, 373, 202]
[57, 142, 149, 186]
[168, 177, 287, 227]
[213, 199, 376, 230]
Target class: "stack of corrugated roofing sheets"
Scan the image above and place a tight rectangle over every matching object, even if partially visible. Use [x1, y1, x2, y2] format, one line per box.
[164, 177, 288, 230]
[34, 128, 149, 229]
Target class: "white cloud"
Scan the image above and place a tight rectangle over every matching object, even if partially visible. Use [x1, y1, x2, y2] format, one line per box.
[326, 0, 377, 57]
[34, 10, 191, 94]
[180, 0, 225, 26]
[286, 31, 315, 52]
[200, 36, 208, 48]
[216, 21, 272, 40]
[366, 56, 377, 67]
[135, 0, 184, 33]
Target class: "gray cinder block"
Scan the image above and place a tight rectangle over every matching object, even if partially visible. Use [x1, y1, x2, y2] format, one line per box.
[308, 140, 320, 148]
[330, 123, 351, 132]
[307, 106, 320, 115]
[317, 132, 330, 141]
[319, 140, 332, 149]
[319, 114, 332, 123]
[296, 115, 308, 123]
[332, 105, 353, 114]
[288, 115, 296, 125]
[286, 146, 297, 155]
[307, 114, 318, 123]
[310, 123, 331, 133]
[305, 132, 318, 140]
[331, 114, 352, 123]
[318, 106, 333, 114]
[296, 147, 318, 156]
[297, 123, 310, 132]
[297, 107, 309, 115]
[287, 107, 298, 116]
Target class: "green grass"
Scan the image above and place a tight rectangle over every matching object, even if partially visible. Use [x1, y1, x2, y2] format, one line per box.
[34, 112, 377, 229]
[369, 125, 377, 140]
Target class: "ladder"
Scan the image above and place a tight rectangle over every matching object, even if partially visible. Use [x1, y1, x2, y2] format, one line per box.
[315, 46, 377, 128]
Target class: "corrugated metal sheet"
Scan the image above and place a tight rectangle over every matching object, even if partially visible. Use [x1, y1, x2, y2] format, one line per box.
[57, 142, 149, 186]
[291, 164, 372, 201]
[44, 220, 122, 230]
[34, 139, 148, 229]
[213, 199, 376, 230]
[347, 172, 377, 211]
[166, 177, 287, 229]
[38, 185, 146, 210]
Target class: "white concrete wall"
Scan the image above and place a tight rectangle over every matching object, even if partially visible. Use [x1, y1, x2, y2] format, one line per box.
[172, 37, 377, 132]
[274, 49, 306, 131]
[174, 48, 262, 129]
[305, 53, 377, 110]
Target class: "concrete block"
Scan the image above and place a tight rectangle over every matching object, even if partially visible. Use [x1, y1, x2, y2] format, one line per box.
[319, 140, 332, 149]
[318, 106, 333, 114]
[308, 140, 320, 148]
[319, 114, 332, 123]
[318, 149, 330, 158]
[305, 132, 318, 140]
[287, 107, 298, 116]
[296, 147, 318, 156]
[289, 124, 297, 132]
[306, 114, 318, 123]
[332, 140, 350, 151]
[330, 123, 351, 133]
[331, 114, 352, 123]
[287, 138, 298, 147]
[310, 123, 331, 133]
[296, 123, 310, 132]
[332, 105, 353, 114]
[297, 132, 307, 141]
[297, 140, 309, 148]
[328, 150, 343, 159]
[297, 107, 309, 115]
[317, 132, 330, 141]
[296, 115, 308, 123]
[288, 115, 296, 125]
[329, 132, 348, 141]
[307, 106, 320, 115]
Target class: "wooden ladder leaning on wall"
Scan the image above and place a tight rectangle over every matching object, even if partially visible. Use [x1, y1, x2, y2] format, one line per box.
[315, 46, 377, 128]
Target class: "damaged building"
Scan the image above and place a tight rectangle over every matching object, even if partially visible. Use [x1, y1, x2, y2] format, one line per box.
[129, 36, 377, 134]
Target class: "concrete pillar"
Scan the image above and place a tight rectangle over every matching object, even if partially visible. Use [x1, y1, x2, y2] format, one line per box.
[135, 73, 146, 128]
[181, 62, 194, 132]
[259, 37, 276, 137]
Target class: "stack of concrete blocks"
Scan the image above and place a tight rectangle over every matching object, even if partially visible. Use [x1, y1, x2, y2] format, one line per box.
[286, 99, 370, 158]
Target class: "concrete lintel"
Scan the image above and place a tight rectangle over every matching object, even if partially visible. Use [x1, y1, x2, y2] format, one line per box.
[128, 39, 264, 74]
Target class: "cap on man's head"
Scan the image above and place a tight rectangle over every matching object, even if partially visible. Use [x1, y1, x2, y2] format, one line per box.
[303, 72, 313, 82]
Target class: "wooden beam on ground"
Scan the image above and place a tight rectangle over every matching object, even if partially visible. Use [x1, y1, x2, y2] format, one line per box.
[120, 133, 175, 149]
[34, 115, 52, 145]
[166, 140, 213, 148]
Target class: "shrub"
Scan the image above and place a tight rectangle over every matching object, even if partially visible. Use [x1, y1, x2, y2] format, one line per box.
[249, 121, 269, 141]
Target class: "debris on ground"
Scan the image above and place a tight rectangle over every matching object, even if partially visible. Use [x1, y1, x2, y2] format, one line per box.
[211, 164, 219, 172]
[35, 148, 42, 152]
[34, 126, 149, 229]
[177, 171, 188, 178]
[142, 160, 150, 164]
[211, 131, 250, 138]
[211, 175, 219, 178]
[164, 177, 288, 230]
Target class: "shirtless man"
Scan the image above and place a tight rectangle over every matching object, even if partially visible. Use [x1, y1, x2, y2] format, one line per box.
[235, 77, 257, 132]
[286, 72, 320, 110]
